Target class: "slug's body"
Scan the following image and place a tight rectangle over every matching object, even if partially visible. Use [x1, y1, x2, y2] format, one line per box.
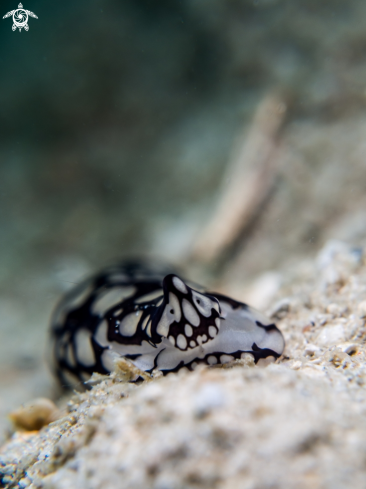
[51, 263, 285, 387]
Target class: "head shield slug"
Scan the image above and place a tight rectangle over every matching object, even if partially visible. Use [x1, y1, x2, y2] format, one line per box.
[50, 263, 285, 387]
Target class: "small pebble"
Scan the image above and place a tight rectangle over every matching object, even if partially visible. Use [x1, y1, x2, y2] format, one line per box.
[317, 324, 345, 346]
[304, 344, 321, 357]
[9, 398, 59, 431]
[290, 361, 302, 370]
[338, 343, 359, 356]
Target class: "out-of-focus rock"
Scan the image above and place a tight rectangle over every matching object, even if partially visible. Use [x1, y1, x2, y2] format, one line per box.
[8, 398, 59, 432]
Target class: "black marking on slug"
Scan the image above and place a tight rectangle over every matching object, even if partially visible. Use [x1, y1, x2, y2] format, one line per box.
[251, 343, 281, 361]
[255, 321, 279, 332]
[207, 292, 248, 310]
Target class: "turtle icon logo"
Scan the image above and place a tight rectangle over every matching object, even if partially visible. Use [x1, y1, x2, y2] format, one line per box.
[3, 3, 38, 32]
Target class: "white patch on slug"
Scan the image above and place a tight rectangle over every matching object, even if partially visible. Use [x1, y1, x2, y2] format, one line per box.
[192, 290, 217, 317]
[119, 311, 141, 337]
[75, 328, 95, 367]
[52, 281, 94, 325]
[182, 299, 200, 326]
[208, 326, 217, 338]
[207, 355, 217, 365]
[220, 354, 234, 364]
[172, 276, 188, 294]
[135, 290, 163, 304]
[92, 286, 136, 315]
[101, 349, 116, 372]
[141, 315, 150, 331]
[156, 292, 181, 337]
[177, 334, 187, 350]
[146, 320, 152, 337]
[95, 320, 109, 347]
[185, 324, 193, 337]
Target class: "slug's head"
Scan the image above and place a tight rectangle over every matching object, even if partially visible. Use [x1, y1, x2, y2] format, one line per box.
[152, 274, 222, 350]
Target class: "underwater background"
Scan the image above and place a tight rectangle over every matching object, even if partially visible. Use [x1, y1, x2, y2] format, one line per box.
[1, 0, 366, 440]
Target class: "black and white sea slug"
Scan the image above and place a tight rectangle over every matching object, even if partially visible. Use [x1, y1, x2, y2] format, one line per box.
[51, 263, 285, 387]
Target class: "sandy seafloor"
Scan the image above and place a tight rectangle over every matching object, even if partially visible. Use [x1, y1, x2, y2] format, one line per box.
[2, 241, 366, 488]
[2, 0, 366, 487]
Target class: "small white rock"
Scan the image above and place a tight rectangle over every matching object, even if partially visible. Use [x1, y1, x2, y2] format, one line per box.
[317, 323, 345, 346]
[337, 343, 359, 356]
[304, 344, 321, 357]
[290, 361, 302, 370]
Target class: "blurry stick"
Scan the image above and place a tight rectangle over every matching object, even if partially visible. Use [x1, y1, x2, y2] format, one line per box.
[191, 93, 287, 264]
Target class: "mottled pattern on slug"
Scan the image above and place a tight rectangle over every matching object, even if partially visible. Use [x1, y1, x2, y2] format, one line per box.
[50, 262, 285, 387]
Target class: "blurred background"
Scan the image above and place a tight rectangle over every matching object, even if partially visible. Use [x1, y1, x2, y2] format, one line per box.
[1, 0, 366, 440]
